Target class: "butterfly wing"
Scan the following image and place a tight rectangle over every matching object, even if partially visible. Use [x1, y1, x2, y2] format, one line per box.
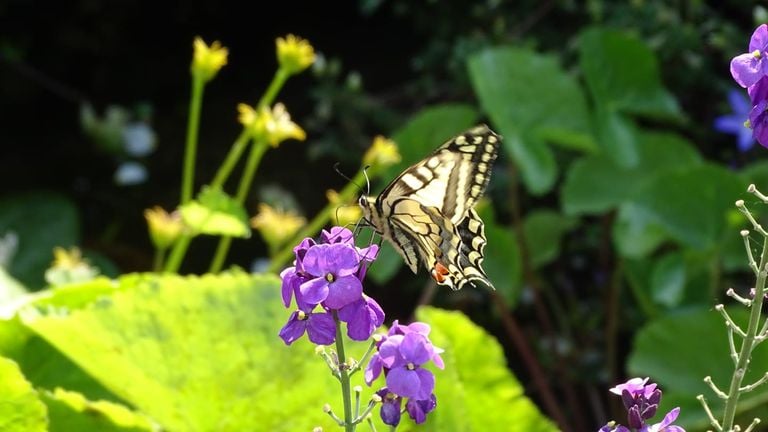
[360, 124, 500, 290]
[377, 124, 499, 226]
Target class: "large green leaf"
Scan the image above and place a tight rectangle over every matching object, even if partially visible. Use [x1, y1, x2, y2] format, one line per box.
[480, 212, 522, 306]
[593, 105, 639, 167]
[579, 27, 681, 120]
[523, 210, 577, 269]
[0, 356, 47, 432]
[468, 46, 594, 194]
[628, 308, 768, 430]
[612, 202, 669, 258]
[629, 164, 745, 249]
[414, 307, 557, 431]
[43, 388, 155, 432]
[0, 191, 79, 289]
[561, 132, 702, 215]
[18, 271, 364, 431]
[179, 186, 250, 238]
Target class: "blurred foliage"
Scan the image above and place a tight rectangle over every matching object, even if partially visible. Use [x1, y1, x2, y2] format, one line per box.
[2, 1, 768, 431]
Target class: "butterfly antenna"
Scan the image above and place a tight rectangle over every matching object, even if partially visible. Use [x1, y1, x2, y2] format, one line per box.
[334, 163, 366, 196]
[362, 165, 371, 196]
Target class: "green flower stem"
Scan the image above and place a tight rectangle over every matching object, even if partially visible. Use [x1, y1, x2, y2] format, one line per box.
[181, 75, 206, 204]
[152, 248, 166, 272]
[210, 131, 251, 189]
[259, 68, 289, 108]
[333, 311, 355, 432]
[164, 233, 193, 273]
[208, 140, 269, 273]
[267, 169, 367, 273]
[721, 233, 768, 430]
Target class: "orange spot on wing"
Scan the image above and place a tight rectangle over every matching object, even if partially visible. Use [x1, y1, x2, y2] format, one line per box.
[431, 262, 450, 284]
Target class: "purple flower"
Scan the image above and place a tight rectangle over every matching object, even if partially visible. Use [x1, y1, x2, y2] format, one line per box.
[749, 98, 768, 148]
[278, 308, 336, 345]
[338, 295, 385, 341]
[300, 243, 363, 309]
[405, 394, 437, 424]
[380, 333, 436, 399]
[376, 388, 402, 426]
[714, 89, 756, 151]
[748, 76, 768, 104]
[731, 24, 768, 88]
[293, 237, 315, 273]
[610, 377, 657, 399]
[640, 407, 685, 432]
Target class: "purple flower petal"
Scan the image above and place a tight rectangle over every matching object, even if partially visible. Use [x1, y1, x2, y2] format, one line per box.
[293, 238, 315, 272]
[338, 296, 384, 341]
[278, 311, 307, 345]
[406, 394, 436, 424]
[323, 275, 363, 309]
[610, 377, 649, 396]
[731, 52, 764, 88]
[321, 226, 354, 245]
[750, 99, 768, 147]
[387, 366, 435, 399]
[749, 24, 768, 53]
[306, 312, 337, 345]
[399, 333, 433, 365]
[303, 243, 360, 277]
[365, 353, 383, 384]
[300, 277, 329, 305]
[376, 389, 402, 426]
[749, 77, 768, 103]
[280, 267, 298, 308]
[379, 335, 405, 368]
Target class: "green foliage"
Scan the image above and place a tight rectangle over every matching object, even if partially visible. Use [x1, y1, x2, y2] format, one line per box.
[468, 46, 594, 194]
[0, 192, 79, 289]
[0, 356, 47, 432]
[523, 210, 578, 269]
[179, 186, 251, 238]
[628, 309, 768, 429]
[415, 307, 558, 431]
[43, 388, 154, 432]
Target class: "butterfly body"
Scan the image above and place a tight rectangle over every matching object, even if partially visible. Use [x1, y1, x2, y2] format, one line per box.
[359, 124, 500, 290]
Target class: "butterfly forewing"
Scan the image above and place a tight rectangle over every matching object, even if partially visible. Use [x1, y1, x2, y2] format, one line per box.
[360, 124, 500, 290]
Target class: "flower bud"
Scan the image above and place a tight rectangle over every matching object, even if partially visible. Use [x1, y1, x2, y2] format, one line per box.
[276, 34, 315, 75]
[191, 37, 228, 82]
[144, 207, 184, 250]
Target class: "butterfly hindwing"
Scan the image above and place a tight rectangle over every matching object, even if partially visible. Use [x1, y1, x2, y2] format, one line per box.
[359, 124, 500, 290]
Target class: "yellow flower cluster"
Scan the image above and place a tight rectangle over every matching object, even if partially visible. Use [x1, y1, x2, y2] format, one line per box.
[250, 203, 305, 251]
[276, 34, 315, 75]
[363, 135, 401, 170]
[192, 37, 228, 82]
[237, 103, 306, 147]
[144, 206, 184, 250]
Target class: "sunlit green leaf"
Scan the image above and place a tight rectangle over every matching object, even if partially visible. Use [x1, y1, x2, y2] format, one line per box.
[179, 186, 250, 238]
[43, 388, 155, 432]
[0, 356, 47, 432]
[414, 307, 558, 432]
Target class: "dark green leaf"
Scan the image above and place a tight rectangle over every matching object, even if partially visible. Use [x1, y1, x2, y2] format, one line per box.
[478, 206, 522, 306]
[504, 134, 557, 195]
[613, 202, 669, 258]
[649, 252, 685, 308]
[594, 106, 638, 167]
[628, 308, 768, 429]
[579, 27, 681, 119]
[0, 192, 79, 289]
[522, 210, 577, 268]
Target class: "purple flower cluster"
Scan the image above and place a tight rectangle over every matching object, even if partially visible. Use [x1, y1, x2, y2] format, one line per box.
[728, 24, 768, 148]
[599, 377, 684, 432]
[278, 227, 383, 345]
[365, 321, 443, 425]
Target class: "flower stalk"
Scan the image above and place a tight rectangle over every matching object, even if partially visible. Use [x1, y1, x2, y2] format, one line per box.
[334, 311, 355, 432]
[181, 75, 205, 204]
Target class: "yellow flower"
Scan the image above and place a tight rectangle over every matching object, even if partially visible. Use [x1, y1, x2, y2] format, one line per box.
[144, 206, 184, 250]
[192, 37, 228, 82]
[326, 189, 362, 227]
[45, 247, 99, 286]
[276, 34, 315, 75]
[237, 103, 306, 147]
[250, 203, 306, 253]
[363, 136, 401, 171]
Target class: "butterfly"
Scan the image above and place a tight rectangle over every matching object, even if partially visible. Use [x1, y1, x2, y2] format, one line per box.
[359, 124, 500, 290]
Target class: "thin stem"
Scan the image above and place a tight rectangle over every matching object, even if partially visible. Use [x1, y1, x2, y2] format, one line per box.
[704, 376, 728, 399]
[267, 170, 366, 273]
[745, 418, 762, 432]
[164, 233, 193, 273]
[728, 327, 738, 365]
[741, 231, 759, 276]
[208, 141, 269, 273]
[716, 305, 747, 338]
[736, 200, 768, 237]
[152, 248, 166, 272]
[258, 68, 289, 108]
[697, 394, 723, 432]
[721, 236, 768, 430]
[740, 371, 768, 392]
[333, 311, 355, 432]
[181, 76, 205, 204]
[726, 288, 753, 307]
[349, 339, 379, 376]
[210, 131, 251, 189]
